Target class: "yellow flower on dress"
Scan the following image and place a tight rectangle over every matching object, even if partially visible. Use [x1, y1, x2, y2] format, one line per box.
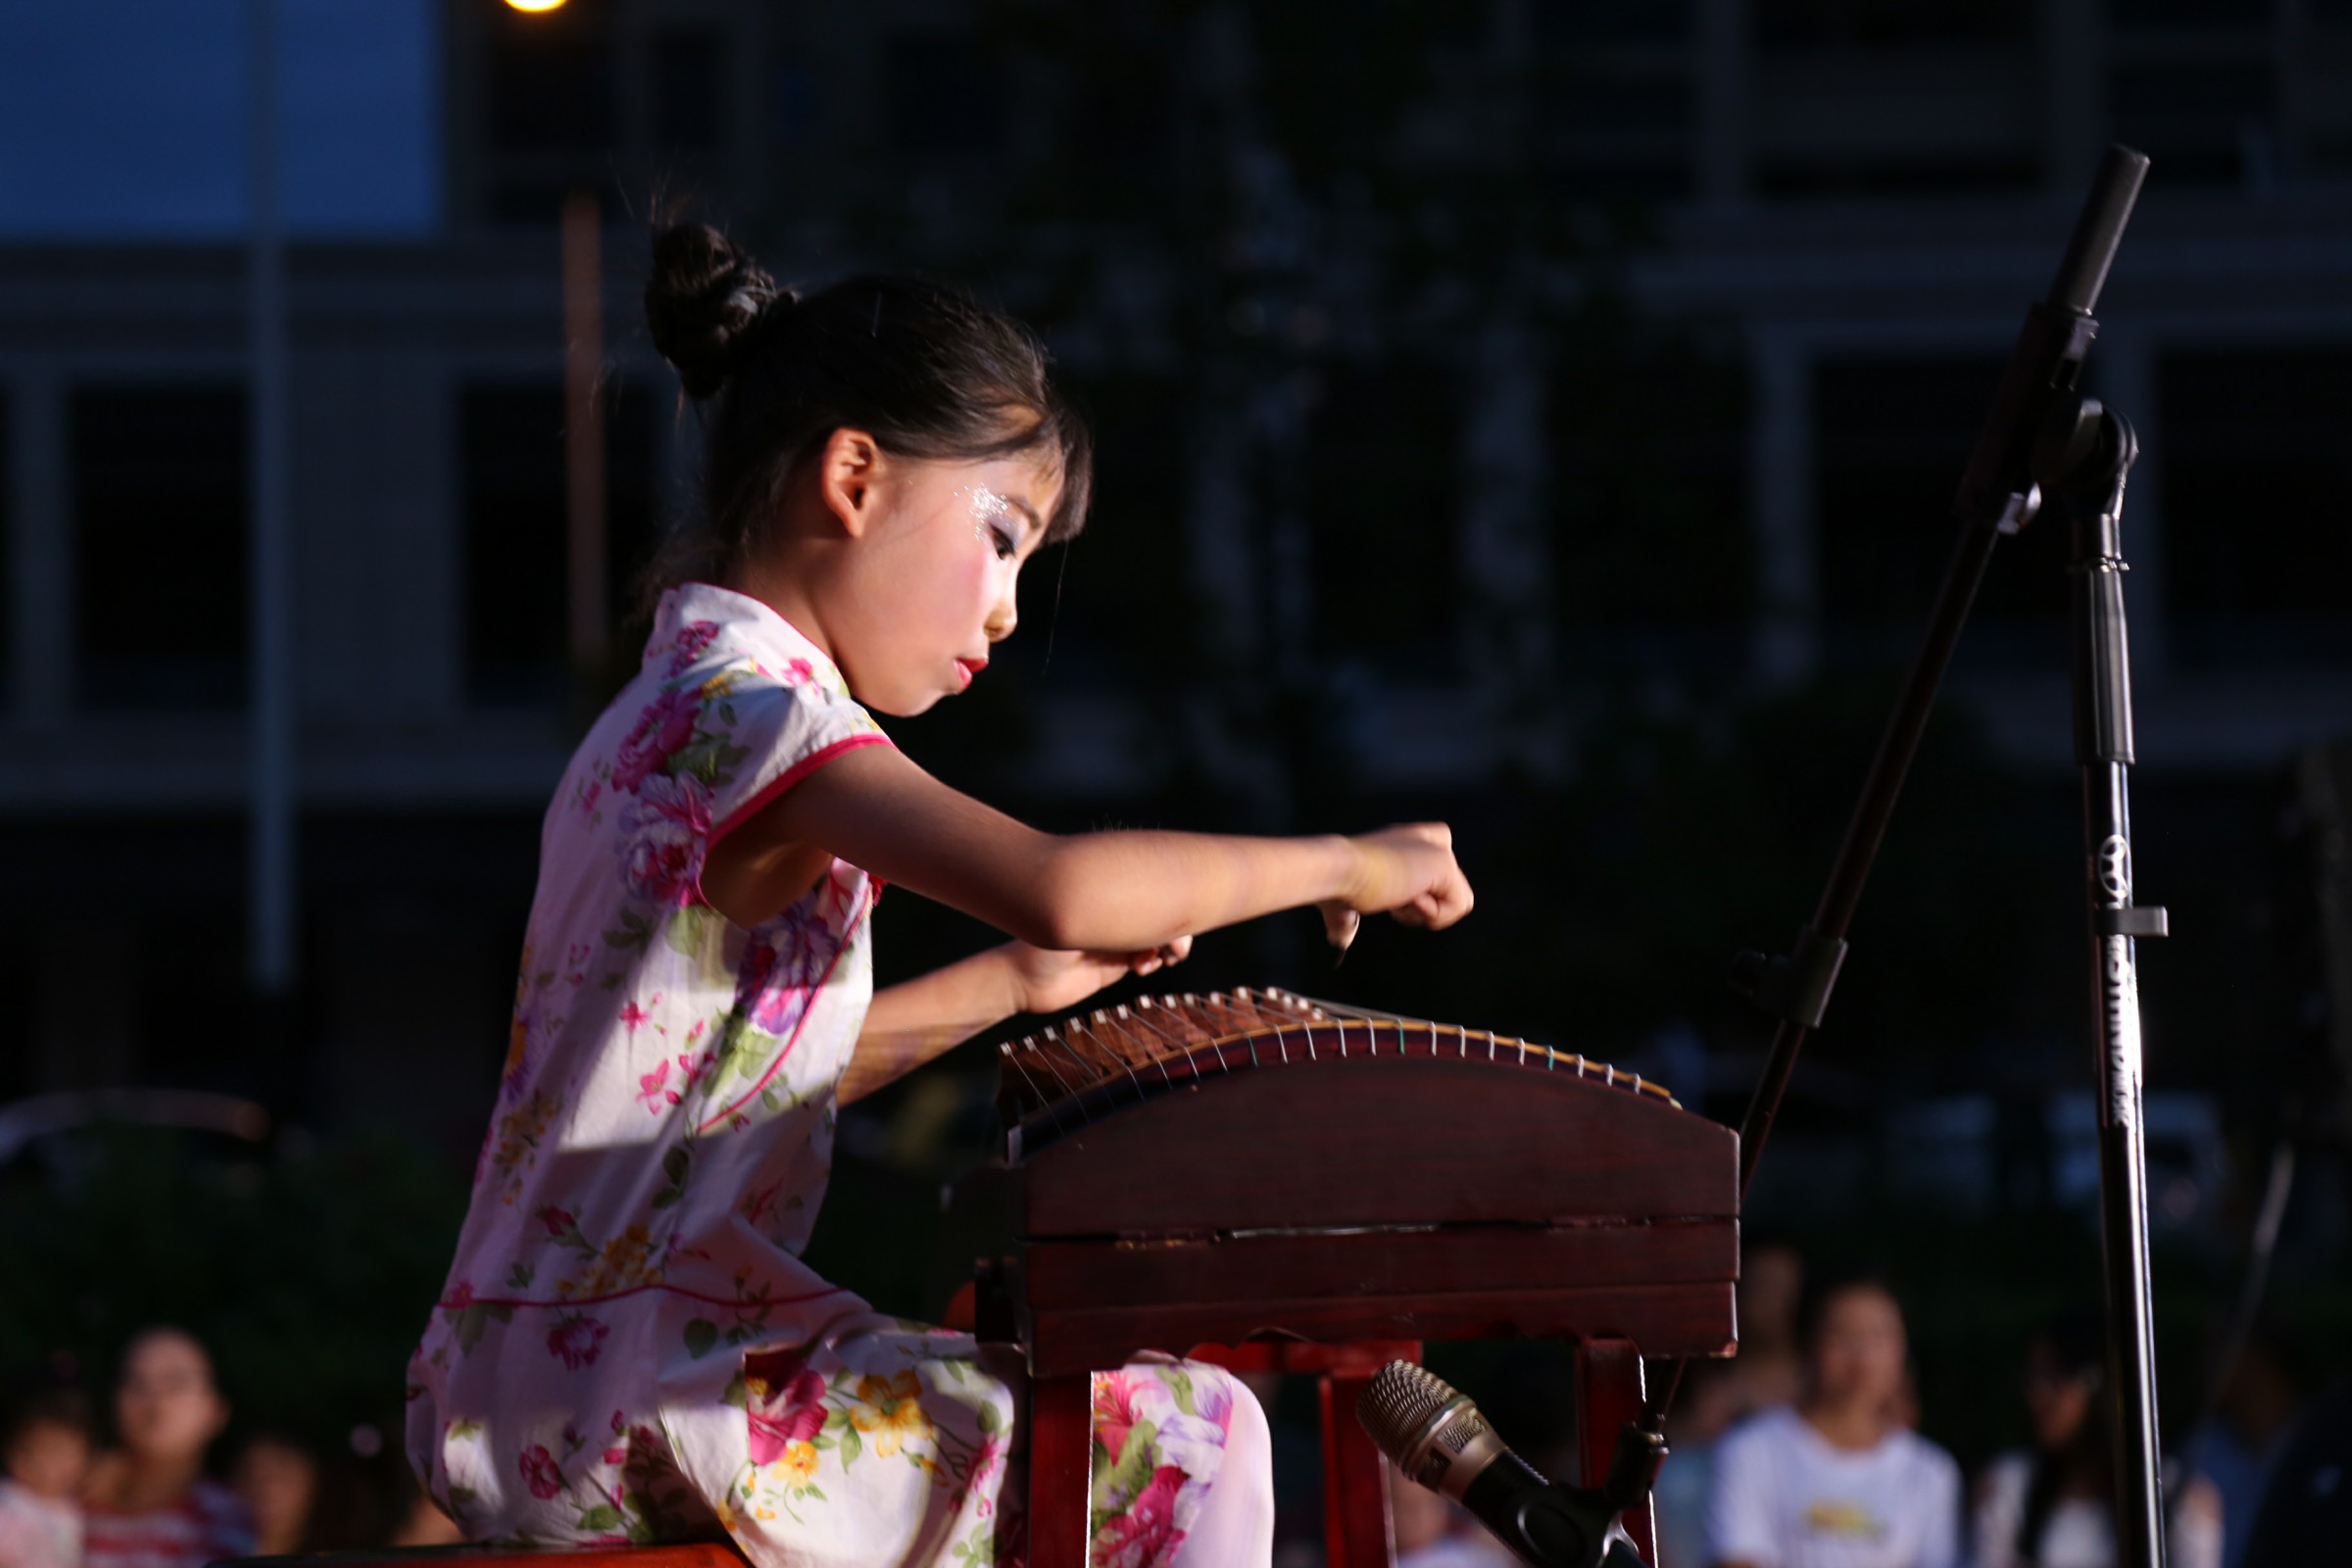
[503, 1011, 529, 1079]
[852, 1371, 933, 1458]
[775, 1440, 819, 1488]
[565, 1222, 658, 1297]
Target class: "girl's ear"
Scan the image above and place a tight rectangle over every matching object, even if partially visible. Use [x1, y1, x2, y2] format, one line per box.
[815, 427, 885, 538]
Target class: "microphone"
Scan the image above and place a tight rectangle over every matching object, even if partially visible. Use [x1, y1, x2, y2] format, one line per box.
[1357, 1361, 1647, 1568]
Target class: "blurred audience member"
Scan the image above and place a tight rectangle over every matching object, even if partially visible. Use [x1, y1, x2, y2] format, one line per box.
[1707, 1272, 1960, 1568]
[80, 1330, 252, 1568]
[1655, 1367, 1745, 1568]
[2183, 1326, 2301, 1568]
[1726, 1244, 1806, 1423]
[1973, 1313, 2220, 1568]
[0, 1379, 93, 1568]
[383, 1475, 462, 1549]
[227, 1435, 317, 1556]
[1654, 1243, 1807, 1567]
[1389, 1460, 1515, 1568]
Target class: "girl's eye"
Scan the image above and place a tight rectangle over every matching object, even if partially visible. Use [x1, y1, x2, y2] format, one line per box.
[990, 527, 1018, 561]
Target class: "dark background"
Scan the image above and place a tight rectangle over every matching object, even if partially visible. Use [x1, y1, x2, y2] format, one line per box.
[5, 0, 2352, 1554]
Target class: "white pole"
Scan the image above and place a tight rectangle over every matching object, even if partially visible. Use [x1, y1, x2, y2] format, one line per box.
[248, 0, 296, 994]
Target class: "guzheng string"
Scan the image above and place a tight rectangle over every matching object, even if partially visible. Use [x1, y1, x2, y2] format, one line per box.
[995, 986, 1671, 1156]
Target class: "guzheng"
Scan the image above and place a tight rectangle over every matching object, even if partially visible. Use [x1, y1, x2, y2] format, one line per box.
[961, 986, 1740, 1568]
[967, 986, 1740, 1375]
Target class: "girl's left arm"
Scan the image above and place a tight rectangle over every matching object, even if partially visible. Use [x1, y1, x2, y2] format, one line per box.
[843, 937, 1190, 1103]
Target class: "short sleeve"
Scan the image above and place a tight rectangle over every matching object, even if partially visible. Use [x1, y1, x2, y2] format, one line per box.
[1970, 1454, 2029, 1568]
[1706, 1421, 1783, 1567]
[1917, 1444, 1964, 1568]
[698, 662, 892, 847]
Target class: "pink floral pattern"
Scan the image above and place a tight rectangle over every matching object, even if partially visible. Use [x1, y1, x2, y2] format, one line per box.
[406, 585, 1247, 1568]
[520, 1445, 563, 1500]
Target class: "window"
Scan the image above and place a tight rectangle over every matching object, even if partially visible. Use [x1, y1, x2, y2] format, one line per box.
[2109, 60, 2274, 186]
[1021, 374, 1190, 688]
[2160, 348, 2352, 670]
[1303, 362, 1459, 667]
[1066, 51, 1175, 200]
[71, 387, 248, 710]
[1538, 58, 1693, 203]
[1533, 0, 1688, 46]
[1756, 0, 2028, 47]
[459, 381, 655, 706]
[0, 388, 11, 708]
[1813, 356, 2068, 672]
[486, 0, 615, 154]
[771, 58, 819, 147]
[1549, 320, 1750, 677]
[887, 34, 1002, 159]
[650, 28, 728, 153]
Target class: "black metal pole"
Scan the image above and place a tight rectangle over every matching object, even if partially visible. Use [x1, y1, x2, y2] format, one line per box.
[2059, 410, 2170, 1568]
[1641, 148, 2152, 1449]
[1732, 144, 2152, 1195]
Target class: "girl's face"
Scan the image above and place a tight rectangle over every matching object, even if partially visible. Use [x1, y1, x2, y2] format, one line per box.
[2024, 1340, 2094, 1450]
[838, 449, 1058, 716]
[1805, 1286, 1907, 1414]
[116, 1330, 228, 1465]
[4, 1420, 90, 1500]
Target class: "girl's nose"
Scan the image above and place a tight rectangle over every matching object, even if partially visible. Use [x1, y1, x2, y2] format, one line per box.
[986, 585, 1018, 641]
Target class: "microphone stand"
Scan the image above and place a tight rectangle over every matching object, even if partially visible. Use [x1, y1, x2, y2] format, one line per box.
[2046, 397, 2171, 1568]
[1613, 144, 2165, 1562]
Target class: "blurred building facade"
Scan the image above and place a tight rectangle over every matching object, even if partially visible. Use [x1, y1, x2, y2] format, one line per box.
[3, 0, 2350, 1150]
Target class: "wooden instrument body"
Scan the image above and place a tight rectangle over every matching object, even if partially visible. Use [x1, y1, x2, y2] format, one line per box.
[968, 992, 1740, 1568]
[994, 1041, 1739, 1375]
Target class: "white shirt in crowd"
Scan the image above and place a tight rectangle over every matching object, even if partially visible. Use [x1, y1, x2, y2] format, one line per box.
[0, 1479, 81, 1568]
[1707, 1406, 1962, 1568]
[1970, 1451, 2223, 1568]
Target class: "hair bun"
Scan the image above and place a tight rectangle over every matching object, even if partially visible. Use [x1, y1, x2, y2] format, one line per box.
[645, 223, 782, 399]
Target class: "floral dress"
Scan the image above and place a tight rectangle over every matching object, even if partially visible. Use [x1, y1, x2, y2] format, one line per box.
[407, 583, 1253, 1568]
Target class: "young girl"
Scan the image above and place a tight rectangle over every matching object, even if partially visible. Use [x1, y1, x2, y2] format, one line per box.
[404, 223, 1474, 1568]
[81, 1330, 254, 1568]
[1, 1379, 93, 1568]
[1971, 1314, 2221, 1568]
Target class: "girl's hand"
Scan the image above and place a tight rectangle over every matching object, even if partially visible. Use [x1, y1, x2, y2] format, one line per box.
[1003, 935, 1193, 1017]
[1319, 823, 1475, 948]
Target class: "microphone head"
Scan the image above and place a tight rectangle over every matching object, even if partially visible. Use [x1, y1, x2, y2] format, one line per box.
[1357, 1361, 1511, 1497]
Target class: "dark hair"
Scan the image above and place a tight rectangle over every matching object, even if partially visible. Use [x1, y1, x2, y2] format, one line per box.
[2018, 1310, 2112, 1563]
[1793, 1266, 1901, 1348]
[641, 222, 1092, 600]
[1, 1378, 92, 1447]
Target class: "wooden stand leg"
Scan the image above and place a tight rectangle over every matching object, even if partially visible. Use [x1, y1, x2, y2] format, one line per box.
[1575, 1338, 1656, 1566]
[1028, 1373, 1093, 1568]
[1318, 1370, 1396, 1568]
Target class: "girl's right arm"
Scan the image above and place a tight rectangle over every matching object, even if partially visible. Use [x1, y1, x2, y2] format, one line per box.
[701, 742, 1472, 947]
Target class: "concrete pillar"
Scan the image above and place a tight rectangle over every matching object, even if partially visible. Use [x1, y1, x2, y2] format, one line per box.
[1186, 397, 1260, 667]
[1458, 307, 1551, 728]
[2040, 0, 2107, 196]
[1694, 0, 1751, 207]
[1750, 328, 1819, 685]
[7, 374, 70, 725]
[33, 921, 138, 1091]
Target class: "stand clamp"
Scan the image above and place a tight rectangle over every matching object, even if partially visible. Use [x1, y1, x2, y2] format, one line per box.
[1729, 924, 1849, 1031]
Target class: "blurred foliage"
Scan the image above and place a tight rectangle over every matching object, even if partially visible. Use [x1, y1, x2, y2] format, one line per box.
[0, 1129, 466, 1455]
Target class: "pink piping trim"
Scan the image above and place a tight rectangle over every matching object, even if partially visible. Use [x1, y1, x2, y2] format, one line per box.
[707, 732, 891, 857]
[440, 1279, 854, 1313]
[695, 882, 877, 1134]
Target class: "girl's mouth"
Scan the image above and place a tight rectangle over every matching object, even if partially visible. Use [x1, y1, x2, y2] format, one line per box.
[955, 657, 987, 689]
